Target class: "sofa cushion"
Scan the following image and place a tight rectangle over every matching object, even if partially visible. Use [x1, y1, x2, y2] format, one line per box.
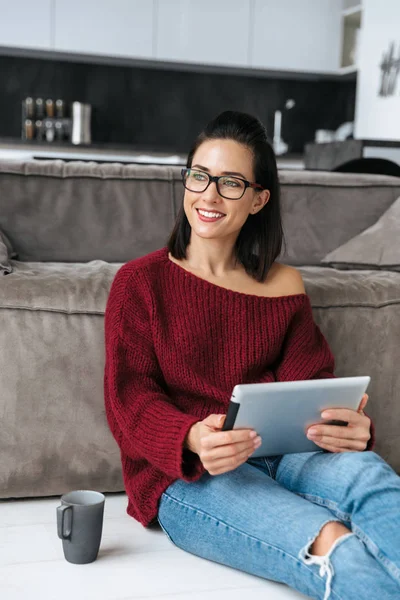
[1, 261, 400, 499]
[321, 196, 400, 272]
[276, 171, 400, 266]
[0, 259, 124, 499]
[0, 259, 123, 312]
[299, 266, 400, 473]
[0, 160, 176, 263]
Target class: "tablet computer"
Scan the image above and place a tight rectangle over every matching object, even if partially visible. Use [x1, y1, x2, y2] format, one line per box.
[221, 376, 370, 457]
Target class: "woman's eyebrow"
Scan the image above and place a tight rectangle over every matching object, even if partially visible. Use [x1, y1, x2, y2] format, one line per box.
[192, 164, 247, 179]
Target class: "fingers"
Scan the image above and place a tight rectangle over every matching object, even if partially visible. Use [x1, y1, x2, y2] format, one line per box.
[322, 394, 369, 423]
[202, 428, 257, 450]
[309, 413, 369, 439]
[308, 423, 353, 439]
[358, 393, 369, 412]
[202, 435, 261, 461]
[307, 424, 370, 452]
[321, 408, 362, 424]
[200, 429, 262, 475]
[207, 445, 257, 475]
[311, 438, 368, 452]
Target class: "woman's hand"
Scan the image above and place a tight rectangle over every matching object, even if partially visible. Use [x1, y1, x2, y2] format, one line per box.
[306, 393, 371, 452]
[185, 414, 262, 475]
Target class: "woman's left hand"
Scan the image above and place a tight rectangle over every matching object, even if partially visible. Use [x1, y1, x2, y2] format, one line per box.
[306, 393, 371, 452]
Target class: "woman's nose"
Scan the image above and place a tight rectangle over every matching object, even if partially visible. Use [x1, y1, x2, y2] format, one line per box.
[202, 179, 222, 201]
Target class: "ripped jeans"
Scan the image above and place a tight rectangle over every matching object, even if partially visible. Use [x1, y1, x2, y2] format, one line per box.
[157, 450, 400, 600]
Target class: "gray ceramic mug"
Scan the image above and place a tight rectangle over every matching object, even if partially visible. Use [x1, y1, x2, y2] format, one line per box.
[56, 490, 105, 564]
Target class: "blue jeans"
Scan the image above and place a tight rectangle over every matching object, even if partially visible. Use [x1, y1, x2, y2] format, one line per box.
[157, 451, 400, 600]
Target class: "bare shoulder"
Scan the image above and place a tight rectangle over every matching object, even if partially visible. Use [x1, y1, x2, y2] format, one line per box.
[268, 262, 306, 295]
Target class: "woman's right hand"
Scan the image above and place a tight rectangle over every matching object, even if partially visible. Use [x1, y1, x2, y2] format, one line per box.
[185, 414, 262, 476]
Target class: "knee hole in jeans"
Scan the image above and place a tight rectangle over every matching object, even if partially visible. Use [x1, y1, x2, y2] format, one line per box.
[309, 521, 352, 556]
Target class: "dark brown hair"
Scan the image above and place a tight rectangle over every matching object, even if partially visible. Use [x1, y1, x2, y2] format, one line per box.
[167, 110, 285, 282]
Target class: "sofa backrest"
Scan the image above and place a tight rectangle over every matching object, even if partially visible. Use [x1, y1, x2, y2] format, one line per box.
[1, 160, 400, 264]
[0, 161, 176, 263]
[277, 170, 400, 265]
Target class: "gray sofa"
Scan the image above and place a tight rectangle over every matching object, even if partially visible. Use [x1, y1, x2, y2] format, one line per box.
[1, 160, 400, 500]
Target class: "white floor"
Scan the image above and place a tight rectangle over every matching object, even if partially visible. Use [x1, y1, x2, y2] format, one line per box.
[0, 492, 309, 600]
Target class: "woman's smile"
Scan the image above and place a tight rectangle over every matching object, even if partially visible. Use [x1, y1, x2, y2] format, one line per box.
[196, 208, 226, 222]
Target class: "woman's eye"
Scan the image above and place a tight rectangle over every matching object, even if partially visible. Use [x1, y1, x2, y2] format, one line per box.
[222, 178, 240, 187]
[192, 172, 207, 181]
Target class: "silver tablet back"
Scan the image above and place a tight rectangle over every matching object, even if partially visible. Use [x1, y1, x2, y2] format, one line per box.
[230, 376, 370, 457]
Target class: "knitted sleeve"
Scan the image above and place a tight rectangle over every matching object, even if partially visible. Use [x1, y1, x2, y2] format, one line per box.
[275, 296, 375, 451]
[104, 264, 206, 481]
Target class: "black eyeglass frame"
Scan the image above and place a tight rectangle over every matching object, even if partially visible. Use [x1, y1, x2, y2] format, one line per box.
[181, 168, 264, 200]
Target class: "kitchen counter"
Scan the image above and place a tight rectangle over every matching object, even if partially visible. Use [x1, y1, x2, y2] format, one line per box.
[0, 138, 305, 169]
[304, 139, 400, 170]
[0, 138, 185, 165]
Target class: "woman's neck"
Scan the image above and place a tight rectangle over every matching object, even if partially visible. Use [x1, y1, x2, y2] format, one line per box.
[182, 241, 241, 278]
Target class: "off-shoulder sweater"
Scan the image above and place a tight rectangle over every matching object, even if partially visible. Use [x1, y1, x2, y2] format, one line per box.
[104, 246, 375, 527]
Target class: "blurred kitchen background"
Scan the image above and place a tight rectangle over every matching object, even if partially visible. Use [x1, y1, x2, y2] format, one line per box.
[0, 0, 399, 169]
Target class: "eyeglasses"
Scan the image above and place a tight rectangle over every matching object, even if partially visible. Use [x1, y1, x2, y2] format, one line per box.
[181, 168, 263, 200]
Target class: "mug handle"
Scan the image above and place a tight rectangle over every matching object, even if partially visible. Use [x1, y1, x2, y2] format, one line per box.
[57, 505, 72, 539]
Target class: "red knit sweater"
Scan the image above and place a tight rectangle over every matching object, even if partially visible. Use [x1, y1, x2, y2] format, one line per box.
[104, 246, 375, 528]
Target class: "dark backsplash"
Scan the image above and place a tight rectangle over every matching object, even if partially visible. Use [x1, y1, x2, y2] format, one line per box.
[0, 54, 356, 154]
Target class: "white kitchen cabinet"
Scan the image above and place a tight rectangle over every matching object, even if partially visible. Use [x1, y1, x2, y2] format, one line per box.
[53, 0, 154, 59]
[0, 0, 349, 76]
[155, 0, 251, 67]
[250, 0, 342, 73]
[0, 0, 52, 49]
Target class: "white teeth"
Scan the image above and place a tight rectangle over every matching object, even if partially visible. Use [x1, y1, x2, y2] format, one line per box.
[198, 209, 224, 218]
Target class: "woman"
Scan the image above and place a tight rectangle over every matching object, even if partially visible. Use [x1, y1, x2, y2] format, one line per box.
[104, 111, 400, 599]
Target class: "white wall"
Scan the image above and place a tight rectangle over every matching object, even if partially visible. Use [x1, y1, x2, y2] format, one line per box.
[354, 0, 400, 140]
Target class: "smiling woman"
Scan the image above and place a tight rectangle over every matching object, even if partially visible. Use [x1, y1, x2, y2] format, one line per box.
[167, 111, 283, 282]
[104, 110, 400, 600]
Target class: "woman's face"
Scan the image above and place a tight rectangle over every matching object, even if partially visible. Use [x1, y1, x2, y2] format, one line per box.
[183, 139, 269, 242]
